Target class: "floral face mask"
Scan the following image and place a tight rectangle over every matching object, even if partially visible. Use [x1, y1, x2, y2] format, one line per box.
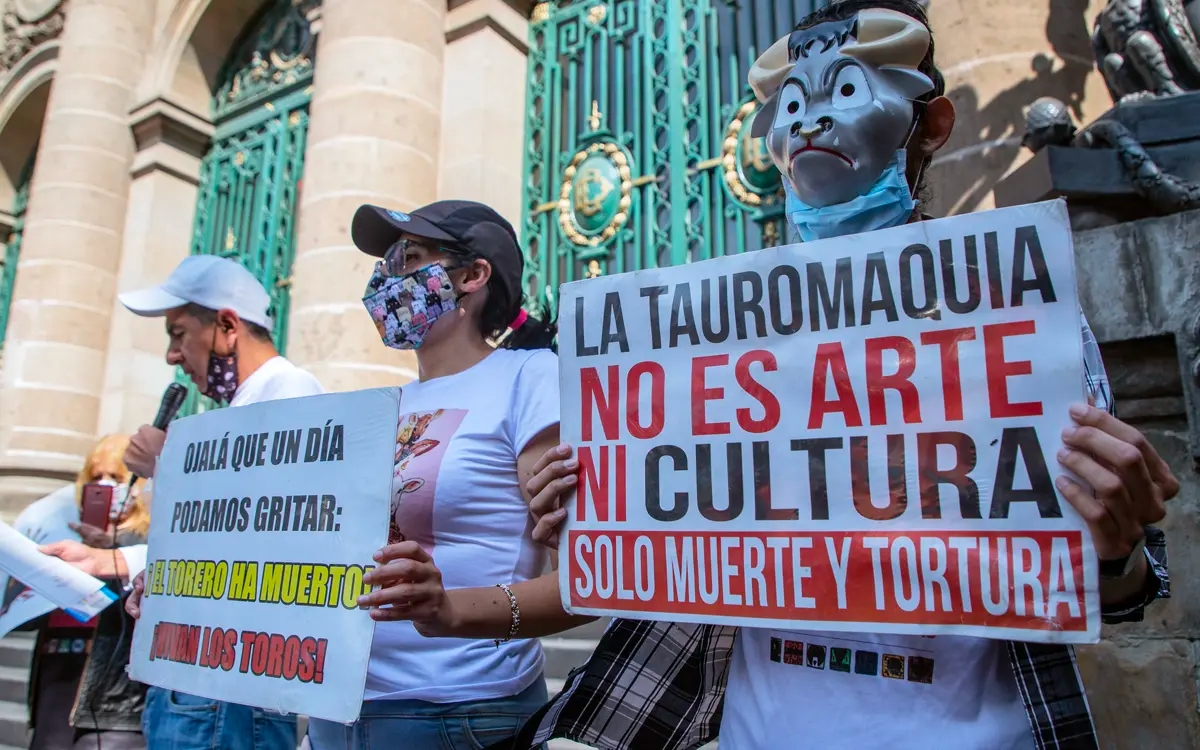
[204, 327, 238, 404]
[362, 262, 461, 350]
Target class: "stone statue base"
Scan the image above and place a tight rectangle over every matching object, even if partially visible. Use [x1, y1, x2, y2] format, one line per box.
[997, 92, 1200, 230]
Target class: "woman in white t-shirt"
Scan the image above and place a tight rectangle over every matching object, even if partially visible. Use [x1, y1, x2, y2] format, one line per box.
[303, 200, 561, 750]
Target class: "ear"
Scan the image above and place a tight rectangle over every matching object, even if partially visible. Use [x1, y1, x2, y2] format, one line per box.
[751, 93, 780, 138]
[878, 67, 934, 102]
[457, 258, 492, 295]
[916, 95, 955, 157]
[214, 308, 241, 334]
[747, 34, 790, 139]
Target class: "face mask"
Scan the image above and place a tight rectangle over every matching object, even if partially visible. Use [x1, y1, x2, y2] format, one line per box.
[784, 147, 917, 243]
[748, 10, 934, 243]
[204, 326, 239, 404]
[96, 478, 131, 521]
[362, 262, 461, 350]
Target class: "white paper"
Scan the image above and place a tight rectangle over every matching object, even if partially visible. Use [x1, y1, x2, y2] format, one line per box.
[0, 520, 116, 621]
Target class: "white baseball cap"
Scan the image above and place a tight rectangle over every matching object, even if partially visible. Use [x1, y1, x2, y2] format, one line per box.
[119, 255, 273, 329]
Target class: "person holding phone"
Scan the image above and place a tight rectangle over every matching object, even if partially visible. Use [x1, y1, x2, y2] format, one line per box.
[21, 434, 149, 750]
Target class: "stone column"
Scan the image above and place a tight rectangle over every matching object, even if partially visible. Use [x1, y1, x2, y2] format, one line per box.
[287, 0, 447, 392]
[438, 0, 530, 230]
[96, 99, 211, 436]
[0, 0, 154, 512]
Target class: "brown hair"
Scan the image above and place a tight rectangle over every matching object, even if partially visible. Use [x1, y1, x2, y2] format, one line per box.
[75, 434, 150, 537]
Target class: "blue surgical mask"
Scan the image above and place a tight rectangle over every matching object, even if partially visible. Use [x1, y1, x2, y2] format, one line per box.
[784, 148, 917, 243]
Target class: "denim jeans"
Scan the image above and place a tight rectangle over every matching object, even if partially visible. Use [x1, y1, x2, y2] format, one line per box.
[306, 677, 548, 750]
[141, 686, 298, 750]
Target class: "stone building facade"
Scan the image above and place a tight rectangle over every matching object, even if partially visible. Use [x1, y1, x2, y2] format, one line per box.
[0, 0, 1193, 746]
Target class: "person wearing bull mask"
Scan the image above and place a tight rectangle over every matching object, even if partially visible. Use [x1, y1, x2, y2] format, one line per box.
[361, 1, 1179, 748]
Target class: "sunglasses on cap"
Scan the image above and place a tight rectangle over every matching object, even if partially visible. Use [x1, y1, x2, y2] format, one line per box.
[380, 237, 475, 278]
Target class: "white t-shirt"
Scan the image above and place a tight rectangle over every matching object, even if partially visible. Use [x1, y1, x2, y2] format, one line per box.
[119, 356, 324, 578]
[365, 348, 559, 703]
[721, 628, 1035, 749]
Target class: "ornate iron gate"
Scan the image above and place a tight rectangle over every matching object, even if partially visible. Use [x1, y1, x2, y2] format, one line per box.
[521, 0, 821, 310]
[177, 0, 319, 415]
[0, 152, 34, 357]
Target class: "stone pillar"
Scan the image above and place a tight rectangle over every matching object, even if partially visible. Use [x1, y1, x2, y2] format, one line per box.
[0, 0, 154, 512]
[96, 99, 211, 436]
[287, 0, 447, 392]
[438, 0, 530, 230]
[925, 0, 1110, 216]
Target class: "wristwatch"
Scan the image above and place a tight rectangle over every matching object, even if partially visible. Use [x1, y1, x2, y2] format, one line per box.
[1099, 537, 1146, 579]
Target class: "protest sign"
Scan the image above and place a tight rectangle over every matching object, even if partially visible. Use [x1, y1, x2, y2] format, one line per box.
[557, 200, 1100, 644]
[0, 519, 115, 627]
[129, 388, 399, 722]
[0, 485, 84, 638]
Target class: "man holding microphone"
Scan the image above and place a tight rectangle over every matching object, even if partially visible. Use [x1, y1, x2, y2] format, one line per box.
[41, 255, 322, 750]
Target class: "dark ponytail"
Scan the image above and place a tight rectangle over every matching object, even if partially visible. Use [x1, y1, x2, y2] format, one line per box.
[476, 262, 557, 352]
[494, 300, 557, 352]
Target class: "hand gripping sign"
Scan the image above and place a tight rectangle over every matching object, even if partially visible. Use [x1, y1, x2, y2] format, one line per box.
[557, 200, 1102, 644]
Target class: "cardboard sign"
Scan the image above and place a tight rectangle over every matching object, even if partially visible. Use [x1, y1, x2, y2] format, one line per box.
[557, 200, 1100, 644]
[129, 388, 400, 722]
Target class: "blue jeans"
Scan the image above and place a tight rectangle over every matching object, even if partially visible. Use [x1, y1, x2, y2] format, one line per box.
[142, 686, 297, 750]
[306, 677, 548, 750]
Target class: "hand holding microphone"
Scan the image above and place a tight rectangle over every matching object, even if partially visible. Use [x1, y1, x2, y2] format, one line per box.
[126, 383, 188, 482]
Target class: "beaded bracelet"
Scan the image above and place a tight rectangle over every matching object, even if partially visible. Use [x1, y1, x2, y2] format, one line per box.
[494, 583, 520, 647]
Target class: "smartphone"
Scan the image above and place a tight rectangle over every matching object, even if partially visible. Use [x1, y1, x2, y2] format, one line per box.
[79, 483, 114, 530]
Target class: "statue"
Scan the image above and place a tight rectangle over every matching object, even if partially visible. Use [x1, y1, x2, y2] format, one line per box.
[1016, 0, 1200, 216]
[1092, 0, 1200, 103]
[0, 0, 66, 73]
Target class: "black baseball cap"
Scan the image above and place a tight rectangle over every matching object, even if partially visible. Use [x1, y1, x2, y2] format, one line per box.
[351, 200, 524, 320]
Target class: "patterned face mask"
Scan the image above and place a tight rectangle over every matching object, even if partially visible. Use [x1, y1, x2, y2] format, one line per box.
[362, 262, 461, 350]
[204, 326, 239, 404]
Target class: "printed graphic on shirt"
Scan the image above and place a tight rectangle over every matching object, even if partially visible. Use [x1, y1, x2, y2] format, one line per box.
[882, 654, 906, 679]
[806, 644, 826, 669]
[768, 632, 938, 686]
[830, 647, 852, 673]
[389, 409, 468, 551]
[908, 656, 935, 684]
[783, 640, 804, 666]
[855, 650, 879, 676]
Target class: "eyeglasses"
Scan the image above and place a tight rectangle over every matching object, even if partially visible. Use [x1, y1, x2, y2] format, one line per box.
[380, 237, 470, 278]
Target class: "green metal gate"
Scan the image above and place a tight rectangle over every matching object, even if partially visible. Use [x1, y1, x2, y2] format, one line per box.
[177, 0, 319, 415]
[0, 152, 34, 356]
[521, 0, 822, 310]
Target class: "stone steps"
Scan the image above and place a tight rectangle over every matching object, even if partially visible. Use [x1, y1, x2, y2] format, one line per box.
[0, 634, 31, 750]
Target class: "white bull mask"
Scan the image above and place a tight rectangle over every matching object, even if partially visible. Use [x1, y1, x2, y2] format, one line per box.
[748, 9, 935, 221]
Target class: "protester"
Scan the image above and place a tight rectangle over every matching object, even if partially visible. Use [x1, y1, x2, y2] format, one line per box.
[297, 200, 558, 750]
[23, 434, 148, 750]
[41, 254, 322, 750]
[361, 2, 1179, 749]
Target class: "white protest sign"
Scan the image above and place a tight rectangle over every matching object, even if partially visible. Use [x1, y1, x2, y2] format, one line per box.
[129, 389, 399, 722]
[557, 200, 1101, 644]
[0, 520, 116, 623]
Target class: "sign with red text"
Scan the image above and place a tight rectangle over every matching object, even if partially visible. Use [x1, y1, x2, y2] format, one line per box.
[129, 388, 402, 722]
[557, 200, 1100, 644]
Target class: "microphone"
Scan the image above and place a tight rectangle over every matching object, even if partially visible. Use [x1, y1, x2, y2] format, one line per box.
[132, 382, 188, 486]
[152, 382, 188, 432]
